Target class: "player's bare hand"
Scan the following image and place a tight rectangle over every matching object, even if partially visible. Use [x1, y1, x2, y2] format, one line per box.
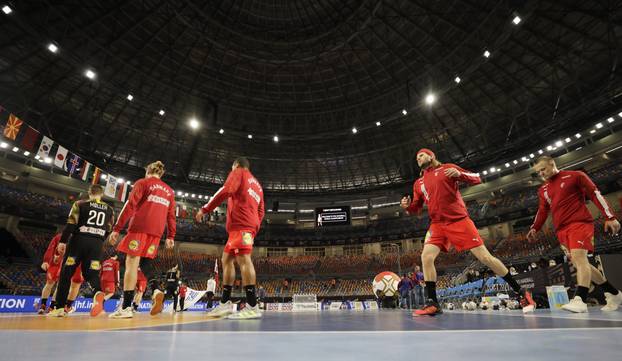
[400, 196, 411, 210]
[604, 219, 621, 236]
[195, 210, 204, 223]
[108, 231, 120, 246]
[444, 168, 460, 178]
[526, 228, 538, 243]
[41, 262, 49, 271]
[56, 243, 66, 254]
[165, 238, 175, 249]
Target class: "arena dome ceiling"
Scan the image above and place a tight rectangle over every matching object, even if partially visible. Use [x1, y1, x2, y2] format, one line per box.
[1, 0, 621, 194]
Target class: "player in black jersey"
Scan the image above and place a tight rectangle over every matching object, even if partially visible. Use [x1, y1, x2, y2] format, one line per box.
[49, 184, 115, 317]
[165, 265, 180, 312]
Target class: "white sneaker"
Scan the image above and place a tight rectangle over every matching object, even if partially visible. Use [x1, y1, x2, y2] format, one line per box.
[601, 292, 622, 312]
[47, 308, 67, 317]
[227, 305, 262, 320]
[109, 307, 134, 319]
[207, 301, 234, 317]
[561, 296, 588, 313]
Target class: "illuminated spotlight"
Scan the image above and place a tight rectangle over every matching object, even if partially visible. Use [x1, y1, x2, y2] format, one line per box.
[126, 181, 131, 185]
[101, 174, 107, 180]
[219, 129, 224, 134]
[565, 137, 571, 143]
[189, 118, 200, 129]
[177, 191, 182, 196]
[546, 145, 553, 151]
[555, 140, 563, 147]
[34, 155, 40, 160]
[454, 76, 461, 84]
[590, 129, 596, 134]
[273, 135, 279, 143]
[504, 163, 510, 168]
[159, 109, 165, 116]
[489, 167, 496, 173]
[118, 178, 124, 184]
[247, 134, 253, 139]
[521, 156, 528, 162]
[126, 94, 133, 101]
[0, 142, 7, 148]
[47, 43, 58, 53]
[575, 133, 581, 139]
[512, 16, 522, 25]
[529, 153, 535, 158]
[23, 151, 30, 156]
[618, 112, 622, 118]
[191, 194, 196, 198]
[607, 117, 614, 123]
[2, 5, 12, 14]
[538, 149, 543, 154]
[184, 193, 189, 197]
[12, 146, 18, 152]
[513, 160, 518, 165]
[84, 69, 96, 79]
[401, 109, 408, 115]
[44, 157, 52, 164]
[352, 127, 358, 134]
[424, 93, 436, 105]
[482, 170, 488, 175]
[483, 50, 491, 58]
[376, 121, 381, 126]
[596, 122, 603, 129]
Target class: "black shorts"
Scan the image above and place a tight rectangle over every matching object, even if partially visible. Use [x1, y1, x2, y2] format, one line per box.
[206, 291, 214, 297]
[166, 284, 178, 295]
[63, 236, 103, 273]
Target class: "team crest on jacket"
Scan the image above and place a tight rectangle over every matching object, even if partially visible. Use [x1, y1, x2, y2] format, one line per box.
[147, 245, 156, 255]
[90, 260, 101, 270]
[242, 232, 254, 245]
[129, 239, 140, 250]
[65, 257, 76, 266]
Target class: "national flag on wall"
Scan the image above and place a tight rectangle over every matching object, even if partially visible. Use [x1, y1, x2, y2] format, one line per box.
[36, 136, 54, 158]
[64, 153, 82, 175]
[104, 175, 118, 198]
[54, 146, 68, 168]
[116, 182, 129, 202]
[3, 114, 23, 140]
[19, 126, 40, 152]
[79, 161, 94, 182]
[91, 167, 102, 185]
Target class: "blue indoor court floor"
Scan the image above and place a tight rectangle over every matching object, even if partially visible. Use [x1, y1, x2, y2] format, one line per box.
[1, 309, 621, 361]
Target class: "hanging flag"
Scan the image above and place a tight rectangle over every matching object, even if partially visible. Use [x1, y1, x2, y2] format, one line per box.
[116, 182, 129, 202]
[36, 136, 54, 158]
[104, 175, 118, 198]
[19, 126, 40, 152]
[91, 167, 102, 185]
[64, 153, 82, 175]
[3, 114, 23, 140]
[54, 146, 68, 168]
[79, 161, 94, 181]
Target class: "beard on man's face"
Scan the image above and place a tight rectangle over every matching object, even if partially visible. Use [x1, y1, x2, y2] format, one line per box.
[419, 159, 431, 169]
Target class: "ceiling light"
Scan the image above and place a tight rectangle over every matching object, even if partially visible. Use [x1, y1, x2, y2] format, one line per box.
[84, 69, 96, 79]
[575, 133, 581, 139]
[273, 135, 279, 143]
[101, 174, 107, 180]
[191, 194, 196, 198]
[425, 93, 436, 105]
[159, 109, 165, 116]
[512, 160, 518, 165]
[402, 109, 408, 115]
[126, 181, 131, 185]
[546, 145, 553, 151]
[590, 129, 596, 134]
[44, 157, 52, 164]
[529, 153, 535, 158]
[482, 170, 488, 175]
[126, 94, 133, 101]
[512, 16, 522, 25]
[565, 137, 571, 143]
[618, 112, 622, 118]
[454, 76, 461, 84]
[607, 117, 614, 123]
[489, 167, 496, 173]
[218, 129, 224, 134]
[198, 195, 203, 199]
[2, 5, 12, 14]
[483, 50, 491, 58]
[521, 156, 528, 162]
[184, 193, 189, 197]
[34, 155, 40, 160]
[23, 151, 30, 156]
[376, 121, 381, 126]
[555, 140, 563, 147]
[538, 149, 543, 154]
[118, 178, 124, 184]
[177, 191, 182, 196]
[596, 122, 603, 129]
[247, 134, 253, 139]
[12, 146, 18, 152]
[352, 127, 358, 134]
[189, 118, 200, 129]
[505, 163, 510, 168]
[47, 43, 58, 53]
[0, 142, 7, 148]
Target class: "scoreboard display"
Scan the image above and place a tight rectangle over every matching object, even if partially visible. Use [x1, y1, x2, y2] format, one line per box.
[315, 206, 351, 227]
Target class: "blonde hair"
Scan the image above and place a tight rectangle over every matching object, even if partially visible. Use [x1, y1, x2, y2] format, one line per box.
[146, 161, 165, 177]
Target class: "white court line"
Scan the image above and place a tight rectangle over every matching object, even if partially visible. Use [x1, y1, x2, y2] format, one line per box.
[449, 310, 622, 322]
[2, 327, 622, 335]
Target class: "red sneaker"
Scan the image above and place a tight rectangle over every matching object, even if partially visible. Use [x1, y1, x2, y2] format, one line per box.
[520, 290, 536, 313]
[90, 291, 105, 317]
[413, 301, 443, 316]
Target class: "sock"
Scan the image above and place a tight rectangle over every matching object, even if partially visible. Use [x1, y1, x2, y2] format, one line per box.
[66, 300, 74, 308]
[597, 281, 620, 295]
[425, 281, 438, 303]
[40, 298, 48, 309]
[49, 300, 56, 310]
[502, 272, 522, 294]
[132, 303, 138, 311]
[245, 285, 257, 308]
[222, 285, 233, 303]
[123, 291, 135, 309]
[575, 286, 589, 302]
